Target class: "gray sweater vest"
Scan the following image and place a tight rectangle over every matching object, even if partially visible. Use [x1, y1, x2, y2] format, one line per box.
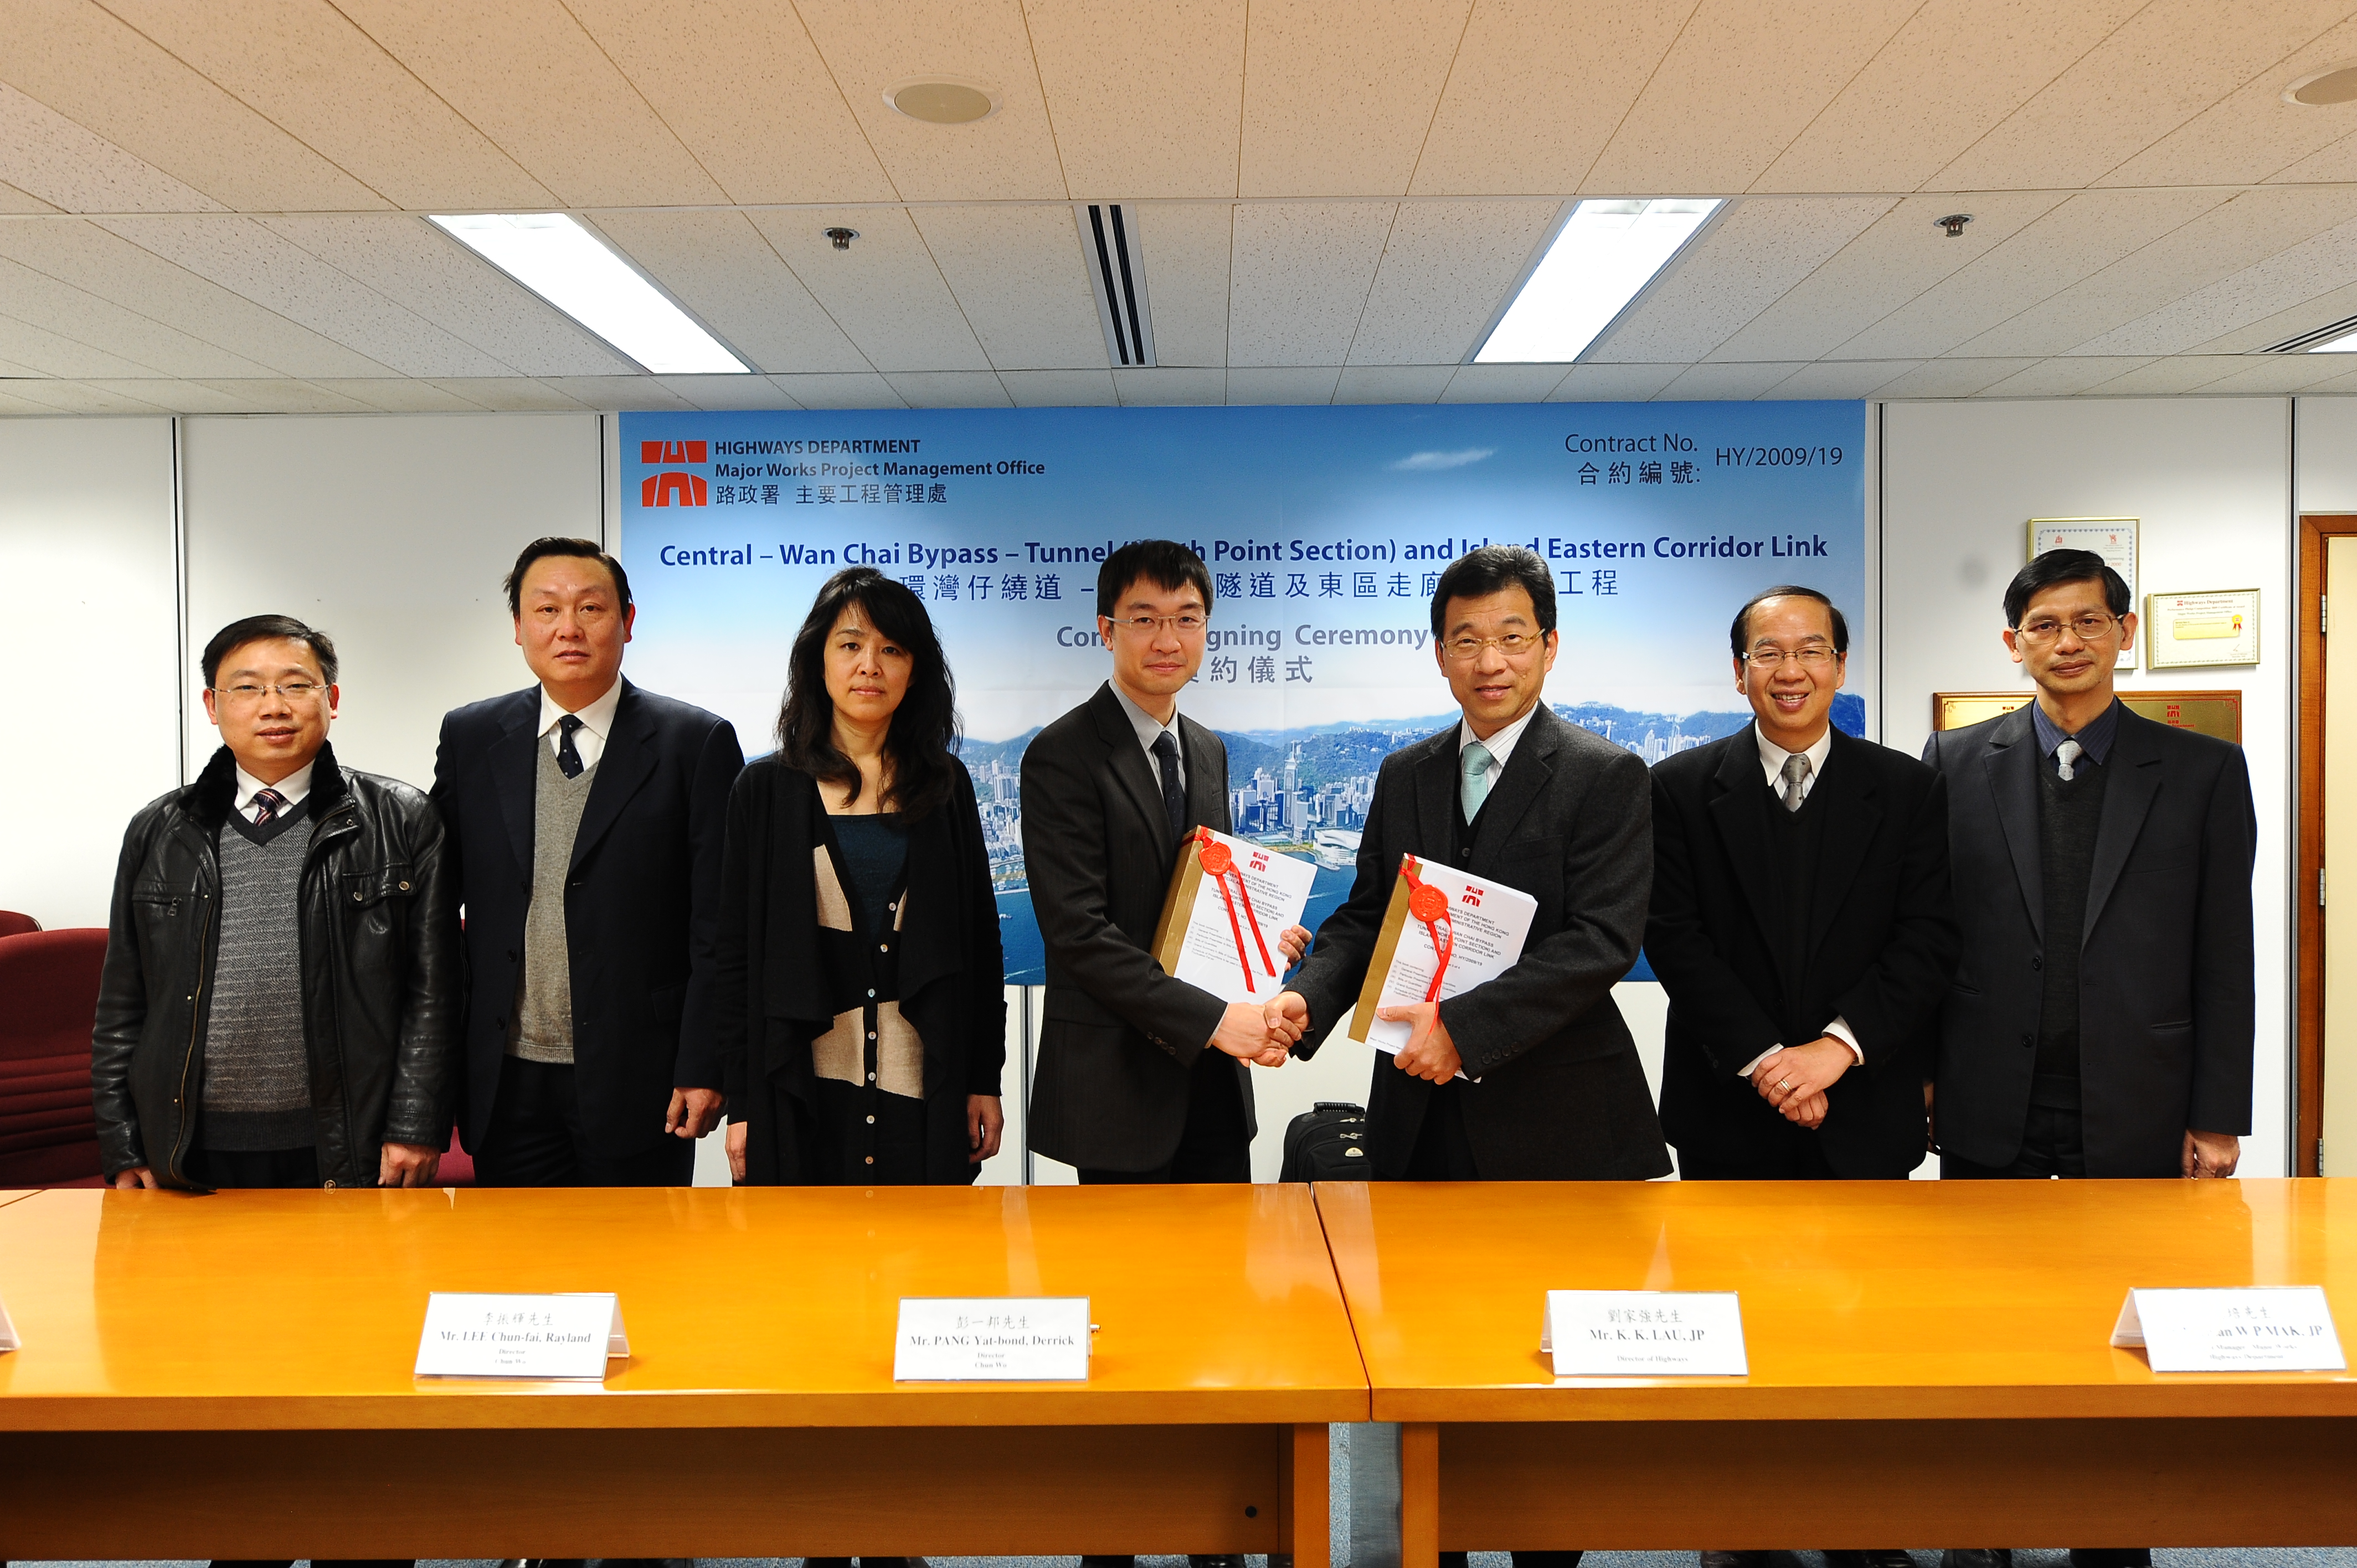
[512, 738, 597, 1064]
[202, 807, 314, 1151]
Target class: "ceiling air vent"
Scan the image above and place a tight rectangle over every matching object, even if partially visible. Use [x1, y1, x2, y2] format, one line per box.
[2261, 315, 2357, 354]
[1076, 203, 1155, 367]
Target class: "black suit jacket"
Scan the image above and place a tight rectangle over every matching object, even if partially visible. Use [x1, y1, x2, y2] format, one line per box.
[1290, 705, 1671, 1181]
[1022, 682, 1242, 1173]
[1648, 726, 1959, 1178]
[431, 679, 743, 1157]
[1923, 704, 2256, 1177]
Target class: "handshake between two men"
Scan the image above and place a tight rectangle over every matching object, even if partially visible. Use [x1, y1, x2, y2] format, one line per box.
[1196, 919, 1471, 1085]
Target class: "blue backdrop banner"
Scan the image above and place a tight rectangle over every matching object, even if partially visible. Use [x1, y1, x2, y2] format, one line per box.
[619, 402, 1867, 983]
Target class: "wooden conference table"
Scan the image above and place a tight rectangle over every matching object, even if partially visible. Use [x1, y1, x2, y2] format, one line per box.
[0, 1183, 1363, 1561]
[1318, 1177, 2357, 1559]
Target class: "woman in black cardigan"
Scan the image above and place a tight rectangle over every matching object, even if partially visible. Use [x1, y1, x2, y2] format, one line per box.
[717, 566, 1005, 1186]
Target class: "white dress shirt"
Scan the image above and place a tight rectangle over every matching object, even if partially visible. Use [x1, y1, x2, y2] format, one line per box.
[1110, 681, 1185, 792]
[1455, 700, 1542, 791]
[1737, 723, 1862, 1079]
[538, 679, 622, 772]
[233, 760, 315, 823]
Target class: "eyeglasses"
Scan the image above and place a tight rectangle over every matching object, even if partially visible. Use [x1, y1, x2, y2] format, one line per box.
[214, 682, 327, 706]
[1442, 632, 1546, 662]
[1743, 646, 1839, 670]
[1104, 613, 1208, 636]
[2015, 612, 2121, 645]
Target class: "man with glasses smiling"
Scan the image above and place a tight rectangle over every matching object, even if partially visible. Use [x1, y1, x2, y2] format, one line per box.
[92, 615, 457, 1198]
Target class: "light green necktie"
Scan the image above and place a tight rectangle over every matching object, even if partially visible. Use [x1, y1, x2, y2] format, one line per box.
[1461, 740, 1494, 821]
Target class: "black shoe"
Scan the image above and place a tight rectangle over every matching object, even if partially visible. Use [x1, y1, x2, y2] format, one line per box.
[1827, 1555, 1917, 1568]
[1941, 1554, 2012, 1568]
[1188, 1558, 1246, 1568]
[1079, 1559, 1133, 1568]
[1699, 1555, 1766, 1567]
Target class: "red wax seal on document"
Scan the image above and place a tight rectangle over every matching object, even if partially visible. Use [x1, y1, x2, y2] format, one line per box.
[1407, 880, 1449, 923]
[1198, 837, 1234, 877]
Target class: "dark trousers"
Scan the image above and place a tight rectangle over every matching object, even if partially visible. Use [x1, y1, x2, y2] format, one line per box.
[1402, 1079, 1480, 1180]
[474, 1055, 696, 1188]
[1941, 1102, 2088, 1179]
[1677, 1129, 1840, 1181]
[1077, 1048, 1252, 1183]
[212, 1556, 406, 1568]
[190, 1146, 321, 1189]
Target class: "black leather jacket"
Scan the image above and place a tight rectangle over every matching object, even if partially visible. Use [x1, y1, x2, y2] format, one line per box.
[90, 743, 460, 1190]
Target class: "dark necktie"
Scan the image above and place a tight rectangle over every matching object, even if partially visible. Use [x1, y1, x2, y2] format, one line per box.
[251, 787, 287, 825]
[1150, 731, 1187, 840]
[557, 714, 586, 780]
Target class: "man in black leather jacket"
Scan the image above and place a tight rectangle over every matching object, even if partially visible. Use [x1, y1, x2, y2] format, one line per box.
[91, 614, 459, 1192]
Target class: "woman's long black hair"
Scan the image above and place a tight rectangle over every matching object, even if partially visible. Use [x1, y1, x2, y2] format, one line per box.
[776, 566, 961, 819]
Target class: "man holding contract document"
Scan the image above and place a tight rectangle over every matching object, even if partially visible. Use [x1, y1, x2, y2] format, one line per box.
[1275, 546, 1671, 1189]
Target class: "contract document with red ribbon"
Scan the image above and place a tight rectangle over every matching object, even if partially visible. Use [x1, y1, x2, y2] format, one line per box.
[1346, 854, 1538, 1074]
[1147, 827, 1319, 1004]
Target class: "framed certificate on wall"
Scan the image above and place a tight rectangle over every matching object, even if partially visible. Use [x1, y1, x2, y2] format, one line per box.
[2145, 589, 2260, 669]
[1932, 689, 2241, 744]
[2028, 517, 2138, 668]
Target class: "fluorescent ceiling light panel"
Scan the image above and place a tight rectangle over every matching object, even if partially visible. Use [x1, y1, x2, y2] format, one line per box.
[2311, 328, 2357, 353]
[1475, 198, 1722, 364]
[430, 212, 748, 374]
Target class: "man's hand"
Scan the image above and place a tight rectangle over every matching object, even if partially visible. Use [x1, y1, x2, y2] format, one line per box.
[1265, 989, 1310, 1056]
[1378, 1000, 1462, 1082]
[667, 1087, 725, 1138]
[378, 1142, 441, 1188]
[725, 1119, 748, 1183]
[111, 1166, 158, 1191]
[968, 1095, 1005, 1163]
[1780, 1090, 1829, 1129]
[1275, 924, 1311, 967]
[1212, 1000, 1291, 1067]
[1748, 1037, 1853, 1117]
[2184, 1128, 2241, 1178]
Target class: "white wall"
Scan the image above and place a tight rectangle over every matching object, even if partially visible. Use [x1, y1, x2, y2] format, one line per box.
[0, 418, 178, 929]
[1881, 399, 2293, 1177]
[179, 414, 604, 793]
[2296, 396, 2357, 510]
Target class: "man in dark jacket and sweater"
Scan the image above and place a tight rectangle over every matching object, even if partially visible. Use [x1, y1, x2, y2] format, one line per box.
[92, 614, 457, 1193]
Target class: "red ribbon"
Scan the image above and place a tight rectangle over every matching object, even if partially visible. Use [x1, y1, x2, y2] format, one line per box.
[1197, 829, 1278, 993]
[1401, 858, 1455, 1003]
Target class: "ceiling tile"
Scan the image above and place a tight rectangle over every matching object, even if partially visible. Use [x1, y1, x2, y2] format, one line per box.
[1114, 366, 1226, 404]
[1970, 356, 2159, 398]
[1409, 0, 1694, 197]
[1545, 363, 1684, 401]
[747, 208, 989, 374]
[1958, 187, 2357, 358]
[97, 215, 514, 376]
[883, 369, 1014, 408]
[0, 180, 59, 213]
[1605, 197, 1895, 364]
[1132, 203, 1232, 367]
[2107, 16, 2357, 187]
[1711, 193, 2071, 362]
[0, 0, 388, 209]
[1226, 201, 1395, 367]
[1928, 0, 2348, 190]
[191, 376, 381, 412]
[771, 372, 907, 409]
[1226, 365, 1340, 404]
[0, 310, 177, 378]
[593, 209, 870, 375]
[312, 376, 497, 412]
[536, 375, 698, 410]
[1830, 189, 2227, 360]
[791, 0, 1068, 202]
[0, 251, 280, 377]
[1238, 0, 1471, 198]
[2076, 356, 2252, 396]
[2071, 208, 2357, 356]
[99, 0, 558, 210]
[1346, 199, 1559, 364]
[1439, 362, 1569, 401]
[426, 377, 590, 411]
[655, 374, 798, 410]
[1022, 0, 1245, 199]
[1335, 364, 1453, 403]
[0, 383, 75, 414]
[263, 214, 633, 376]
[565, 0, 896, 204]
[1752, 0, 2143, 193]
[1584, 0, 1920, 194]
[330, 0, 728, 206]
[0, 80, 225, 213]
[2187, 274, 2357, 356]
[1655, 360, 1810, 400]
[1869, 357, 2040, 398]
[0, 377, 172, 413]
[1763, 360, 1926, 399]
[1001, 368, 1119, 406]
[0, 220, 397, 378]
[913, 205, 1108, 370]
[80, 376, 262, 412]
[2174, 353, 2357, 395]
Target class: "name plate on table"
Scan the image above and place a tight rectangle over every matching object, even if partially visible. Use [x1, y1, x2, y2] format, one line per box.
[2111, 1287, 2346, 1373]
[414, 1292, 629, 1380]
[0, 1289, 17, 1352]
[894, 1297, 1091, 1381]
[1542, 1290, 1748, 1377]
